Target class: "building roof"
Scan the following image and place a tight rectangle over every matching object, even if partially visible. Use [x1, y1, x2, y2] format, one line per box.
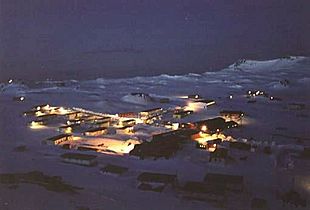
[63, 111, 82, 115]
[61, 153, 97, 160]
[37, 113, 58, 118]
[84, 127, 106, 133]
[174, 110, 194, 115]
[96, 116, 111, 121]
[101, 164, 128, 175]
[194, 117, 226, 133]
[46, 134, 72, 142]
[59, 124, 80, 129]
[121, 119, 136, 123]
[140, 107, 163, 113]
[137, 172, 177, 184]
[204, 173, 244, 185]
[194, 99, 215, 104]
[118, 112, 137, 117]
[153, 129, 198, 140]
[117, 126, 133, 130]
[194, 117, 225, 126]
[77, 146, 99, 152]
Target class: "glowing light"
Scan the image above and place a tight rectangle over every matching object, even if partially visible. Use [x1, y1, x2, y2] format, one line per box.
[201, 125, 207, 132]
[29, 121, 45, 129]
[172, 123, 179, 130]
[229, 95, 233, 99]
[20, 96, 25, 101]
[8, 79, 13, 84]
[35, 111, 44, 117]
[270, 96, 274, 100]
[58, 107, 67, 115]
[64, 127, 72, 134]
[185, 102, 199, 112]
[208, 147, 216, 152]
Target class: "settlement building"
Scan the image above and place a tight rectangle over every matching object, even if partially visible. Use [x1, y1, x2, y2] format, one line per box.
[225, 121, 239, 129]
[93, 121, 110, 128]
[220, 110, 244, 120]
[119, 119, 136, 127]
[116, 126, 134, 135]
[44, 134, 73, 145]
[61, 153, 97, 166]
[101, 164, 129, 176]
[63, 111, 84, 120]
[193, 117, 226, 134]
[173, 110, 194, 119]
[29, 119, 47, 127]
[118, 112, 137, 118]
[83, 127, 107, 136]
[137, 172, 177, 192]
[58, 124, 74, 134]
[139, 108, 163, 120]
[37, 113, 58, 123]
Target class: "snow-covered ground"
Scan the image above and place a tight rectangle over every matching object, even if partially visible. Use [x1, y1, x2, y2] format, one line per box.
[0, 56, 309, 210]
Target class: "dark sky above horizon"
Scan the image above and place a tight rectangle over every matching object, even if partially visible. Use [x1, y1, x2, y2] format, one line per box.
[0, 0, 309, 81]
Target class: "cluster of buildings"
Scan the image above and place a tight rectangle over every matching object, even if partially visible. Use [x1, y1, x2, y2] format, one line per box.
[24, 92, 248, 158]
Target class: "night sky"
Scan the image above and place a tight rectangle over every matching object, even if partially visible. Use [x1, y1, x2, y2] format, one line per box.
[1, 0, 309, 81]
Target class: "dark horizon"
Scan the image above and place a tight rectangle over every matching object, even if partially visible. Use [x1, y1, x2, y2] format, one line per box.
[1, 0, 310, 82]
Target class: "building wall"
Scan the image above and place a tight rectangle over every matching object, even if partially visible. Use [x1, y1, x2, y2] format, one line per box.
[63, 158, 95, 166]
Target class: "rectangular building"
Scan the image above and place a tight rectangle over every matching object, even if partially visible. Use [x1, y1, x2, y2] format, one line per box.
[61, 153, 97, 166]
[45, 134, 73, 145]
